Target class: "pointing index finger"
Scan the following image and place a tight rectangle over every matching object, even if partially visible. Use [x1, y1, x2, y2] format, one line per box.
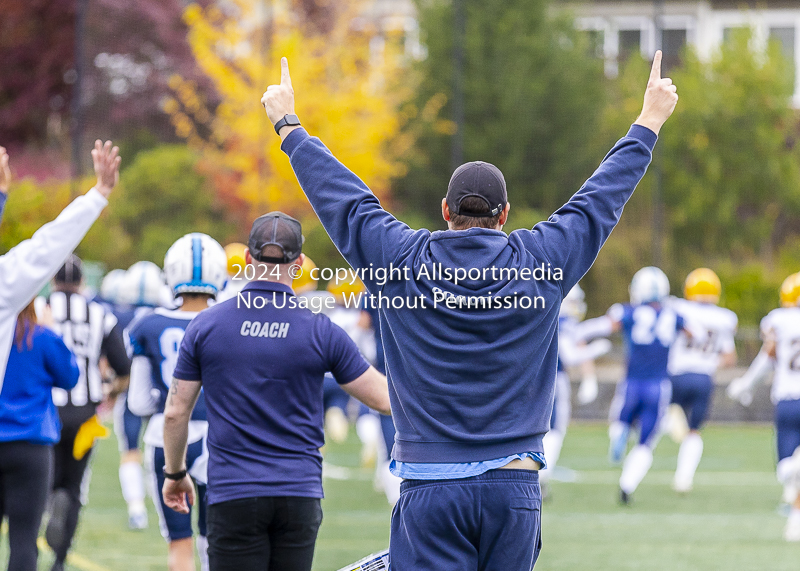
[281, 57, 292, 89]
[650, 50, 662, 82]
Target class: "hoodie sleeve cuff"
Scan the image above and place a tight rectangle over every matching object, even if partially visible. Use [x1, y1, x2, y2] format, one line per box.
[627, 124, 658, 151]
[280, 128, 310, 158]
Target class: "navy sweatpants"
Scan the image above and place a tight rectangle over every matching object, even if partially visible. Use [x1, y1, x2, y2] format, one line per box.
[390, 469, 542, 571]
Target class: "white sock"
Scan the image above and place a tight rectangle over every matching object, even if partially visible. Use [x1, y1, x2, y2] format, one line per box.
[609, 421, 626, 444]
[541, 430, 565, 483]
[620, 445, 653, 494]
[119, 462, 146, 514]
[674, 433, 703, 489]
[196, 535, 209, 571]
[778, 457, 800, 503]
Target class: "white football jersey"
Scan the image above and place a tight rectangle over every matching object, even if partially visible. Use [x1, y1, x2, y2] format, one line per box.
[764, 307, 800, 403]
[668, 298, 738, 377]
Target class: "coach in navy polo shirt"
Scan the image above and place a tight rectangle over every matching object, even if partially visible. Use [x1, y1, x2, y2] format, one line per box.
[160, 213, 391, 571]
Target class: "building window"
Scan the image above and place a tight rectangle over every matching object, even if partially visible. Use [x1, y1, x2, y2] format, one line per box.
[619, 29, 641, 63]
[584, 29, 605, 58]
[662, 28, 687, 72]
[770, 27, 796, 63]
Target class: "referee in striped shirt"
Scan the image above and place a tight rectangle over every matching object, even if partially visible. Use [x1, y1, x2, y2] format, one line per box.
[40, 255, 131, 571]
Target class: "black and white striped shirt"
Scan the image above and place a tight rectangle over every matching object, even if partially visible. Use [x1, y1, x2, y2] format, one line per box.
[40, 291, 131, 418]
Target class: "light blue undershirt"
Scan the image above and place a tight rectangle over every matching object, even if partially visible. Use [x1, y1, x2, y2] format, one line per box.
[390, 452, 547, 480]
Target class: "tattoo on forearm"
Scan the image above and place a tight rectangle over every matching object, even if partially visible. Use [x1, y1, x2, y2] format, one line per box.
[167, 379, 178, 405]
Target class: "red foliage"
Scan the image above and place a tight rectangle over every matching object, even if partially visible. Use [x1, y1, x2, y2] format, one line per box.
[0, 0, 75, 144]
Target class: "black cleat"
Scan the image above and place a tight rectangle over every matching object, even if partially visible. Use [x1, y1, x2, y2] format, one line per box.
[50, 561, 65, 571]
[619, 489, 631, 506]
[45, 489, 71, 553]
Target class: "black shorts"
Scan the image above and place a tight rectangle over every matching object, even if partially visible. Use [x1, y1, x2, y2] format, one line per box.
[206, 496, 322, 571]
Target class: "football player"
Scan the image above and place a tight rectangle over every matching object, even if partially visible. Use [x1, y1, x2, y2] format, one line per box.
[127, 233, 227, 571]
[540, 284, 611, 490]
[113, 261, 170, 530]
[582, 267, 697, 504]
[727, 273, 800, 541]
[667, 269, 738, 492]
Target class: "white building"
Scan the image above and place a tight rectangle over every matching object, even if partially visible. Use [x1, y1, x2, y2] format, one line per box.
[561, 0, 800, 104]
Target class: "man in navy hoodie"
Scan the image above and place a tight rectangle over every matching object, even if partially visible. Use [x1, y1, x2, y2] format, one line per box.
[262, 52, 678, 570]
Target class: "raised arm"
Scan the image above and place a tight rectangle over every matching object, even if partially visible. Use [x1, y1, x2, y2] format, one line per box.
[261, 58, 416, 278]
[0, 141, 121, 315]
[530, 52, 678, 292]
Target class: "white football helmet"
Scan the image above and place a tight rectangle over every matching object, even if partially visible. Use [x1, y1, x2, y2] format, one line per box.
[164, 233, 228, 298]
[629, 266, 670, 305]
[121, 261, 166, 307]
[560, 284, 587, 321]
[100, 269, 127, 305]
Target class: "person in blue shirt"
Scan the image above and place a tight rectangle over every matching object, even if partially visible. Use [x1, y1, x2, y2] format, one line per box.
[161, 213, 391, 571]
[582, 267, 695, 505]
[128, 233, 228, 571]
[261, 52, 678, 569]
[0, 300, 79, 571]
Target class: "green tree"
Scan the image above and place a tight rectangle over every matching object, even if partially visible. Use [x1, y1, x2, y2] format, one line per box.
[588, 30, 800, 324]
[662, 30, 800, 266]
[394, 0, 607, 223]
[81, 145, 241, 267]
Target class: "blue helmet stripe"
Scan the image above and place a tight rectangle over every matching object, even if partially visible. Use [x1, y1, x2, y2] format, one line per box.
[192, 234, 203, 282]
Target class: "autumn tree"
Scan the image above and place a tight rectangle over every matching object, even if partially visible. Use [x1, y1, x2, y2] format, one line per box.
[0, 0, 75, 145]
[83, 0, 212, 145]
[166, 0, 410, 218]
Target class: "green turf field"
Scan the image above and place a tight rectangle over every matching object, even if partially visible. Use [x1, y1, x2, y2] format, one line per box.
[2, 422, 799, 570]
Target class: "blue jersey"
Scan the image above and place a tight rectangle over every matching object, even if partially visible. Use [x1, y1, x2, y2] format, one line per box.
[611, 303, 684, 381]
[128, 308, 206, 421]
[113, 304, 143, 332]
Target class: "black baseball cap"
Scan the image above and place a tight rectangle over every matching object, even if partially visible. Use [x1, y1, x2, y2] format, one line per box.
[55, 254, 83, 284]
[446, 161, 507, 217]
[248, 212, 304, 264]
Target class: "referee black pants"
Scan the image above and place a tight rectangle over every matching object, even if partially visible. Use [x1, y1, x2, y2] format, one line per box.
[48, 417, 94, 564]
[0, 441, 54, 571]
[206, 496, 322, 571]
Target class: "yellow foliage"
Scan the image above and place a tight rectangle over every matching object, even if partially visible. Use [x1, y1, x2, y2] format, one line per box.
[168, 0, 409, 218]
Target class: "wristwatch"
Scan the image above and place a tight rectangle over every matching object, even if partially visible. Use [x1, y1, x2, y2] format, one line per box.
[274, 114, 301, 135]
[163, 467, 188, 481]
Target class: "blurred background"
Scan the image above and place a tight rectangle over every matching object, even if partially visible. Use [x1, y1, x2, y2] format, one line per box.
[2, 0, 799, 328]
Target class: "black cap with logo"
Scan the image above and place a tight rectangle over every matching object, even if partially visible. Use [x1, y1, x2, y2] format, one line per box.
[446, 161, 507, 217]
[247, 212, 304, 264]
